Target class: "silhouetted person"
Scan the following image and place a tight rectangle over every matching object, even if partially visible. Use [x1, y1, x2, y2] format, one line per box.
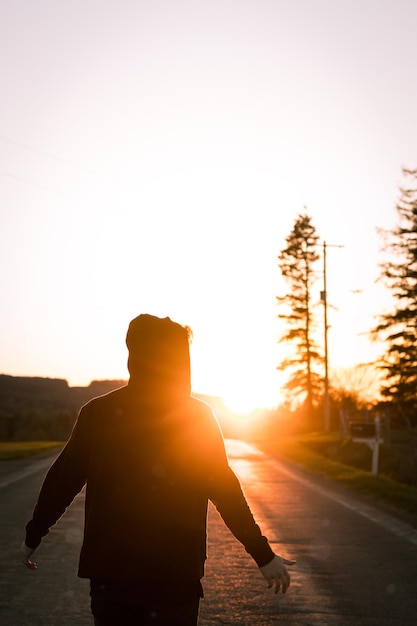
[22, 314, 294, 625]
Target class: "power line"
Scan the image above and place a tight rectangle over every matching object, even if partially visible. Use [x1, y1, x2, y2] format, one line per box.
[0, 134, 102, 177]
[0, 169, 75, 198]
[321, 241, 344, 432]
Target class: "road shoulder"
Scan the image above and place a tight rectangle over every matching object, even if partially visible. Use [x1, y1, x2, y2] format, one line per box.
[0, 451, 59, 489]
[272, 452, 417, 544]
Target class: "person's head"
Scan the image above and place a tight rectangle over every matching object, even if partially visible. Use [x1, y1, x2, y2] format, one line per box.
[126, 314, 192, 401]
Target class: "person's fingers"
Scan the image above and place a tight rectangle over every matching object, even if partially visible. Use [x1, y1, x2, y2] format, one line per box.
[283, 567, 291, 592]
[265, 572, 284, 594]
[276, 566, 291, 593]
[260, 554, 296, 594]
[23, 557, 37, 570]
[280, 559, 295, 592]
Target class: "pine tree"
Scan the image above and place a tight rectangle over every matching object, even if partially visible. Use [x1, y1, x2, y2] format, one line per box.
[277, 212, 323, 421]
[373, 168, 417, 428]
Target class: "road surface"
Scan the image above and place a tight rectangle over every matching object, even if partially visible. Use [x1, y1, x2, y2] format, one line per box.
[1, 441, 417, 625]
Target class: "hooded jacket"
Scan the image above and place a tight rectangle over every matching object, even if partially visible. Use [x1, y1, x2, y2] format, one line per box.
[25, 315, 274, 581]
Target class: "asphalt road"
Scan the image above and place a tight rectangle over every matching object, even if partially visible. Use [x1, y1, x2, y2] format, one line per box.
[1, 441, 417, 625]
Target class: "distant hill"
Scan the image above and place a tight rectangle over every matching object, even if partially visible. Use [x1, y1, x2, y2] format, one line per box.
[0, 374, 126, 414]
[0, 374, 233, 441]
[0, 375, 126, 440]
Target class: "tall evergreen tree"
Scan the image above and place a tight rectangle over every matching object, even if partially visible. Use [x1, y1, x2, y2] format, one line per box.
[373, 168, 417, 428]
[277, 212, 323, 420]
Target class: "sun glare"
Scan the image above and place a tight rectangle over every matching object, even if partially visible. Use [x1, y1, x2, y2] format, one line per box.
[222, 393, 259, 417]
[221, 386, 279, 417]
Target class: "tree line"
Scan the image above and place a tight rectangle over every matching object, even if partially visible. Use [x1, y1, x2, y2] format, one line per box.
[0, 376, 231, 442]
[0, 376, 126, 441]
[277, 167, 417, 431]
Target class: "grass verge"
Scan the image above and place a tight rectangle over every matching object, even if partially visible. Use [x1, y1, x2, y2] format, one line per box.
[255, 432, 417, 524]
[0, 441, 63, 461]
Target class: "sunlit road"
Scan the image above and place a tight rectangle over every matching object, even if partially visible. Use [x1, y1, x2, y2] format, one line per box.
[1, 442, 417, 625]
[215, 440, 417, 625]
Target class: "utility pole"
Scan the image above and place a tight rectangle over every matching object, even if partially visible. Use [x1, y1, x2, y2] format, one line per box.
[321, 241, 329, 432]
[320, 241, 344, 432]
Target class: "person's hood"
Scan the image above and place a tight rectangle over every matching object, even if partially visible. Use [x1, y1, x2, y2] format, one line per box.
[126, 314, 191, 402]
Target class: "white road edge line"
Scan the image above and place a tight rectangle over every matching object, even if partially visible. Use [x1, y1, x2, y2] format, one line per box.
[0, 457, 53, 489]
[271, 457, 417, 547]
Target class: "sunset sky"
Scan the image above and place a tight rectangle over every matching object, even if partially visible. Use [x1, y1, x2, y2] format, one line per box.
[1, 1, 417, 412]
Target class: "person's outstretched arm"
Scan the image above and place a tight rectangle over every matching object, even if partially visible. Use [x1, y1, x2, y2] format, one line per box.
[209, 462, 295, 591]
[22, 405, 91, 568]
[200, 406, 295, 592]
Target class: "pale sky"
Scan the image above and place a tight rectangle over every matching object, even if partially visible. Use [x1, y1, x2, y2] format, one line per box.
[1, 0, 416, 412]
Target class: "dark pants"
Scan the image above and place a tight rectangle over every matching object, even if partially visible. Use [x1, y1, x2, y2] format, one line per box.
[90, 579, 202, 626]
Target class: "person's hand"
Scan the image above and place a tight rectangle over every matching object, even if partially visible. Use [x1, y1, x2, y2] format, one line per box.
[259, 554, 295, 594]
[21, 541, 37, 570]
